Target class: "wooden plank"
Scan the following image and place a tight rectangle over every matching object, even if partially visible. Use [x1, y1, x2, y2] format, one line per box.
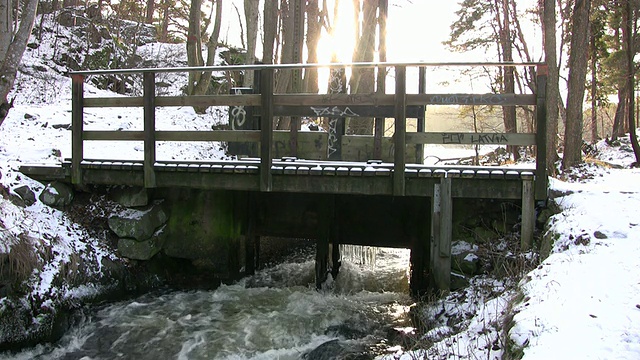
[84, 94, 262, 108]
[84, 97, 143, 107]
[535, 66, 548, 200]
[394, 65, 406, 196]
[406, 132, 536, 146]
[143, 72, 156, 188]
[521, 178, 535, 251]
[408, 93, 536, 106]
[83, 131, 145, 141]
[156, 130, 261, 142]
[341, 135, 417, 162]
[156, 94, 261, 107]
[71, 74, 84, 185]
[273, 105, 422, 118]
[260, 68, 274, 192]
[273, 93, 395, 106]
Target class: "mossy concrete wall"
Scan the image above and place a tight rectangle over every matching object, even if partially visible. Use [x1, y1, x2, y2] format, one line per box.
[160, 189, 248, 280]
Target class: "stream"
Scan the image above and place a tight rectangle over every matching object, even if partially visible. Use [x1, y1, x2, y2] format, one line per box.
[1, 246, 414, 359]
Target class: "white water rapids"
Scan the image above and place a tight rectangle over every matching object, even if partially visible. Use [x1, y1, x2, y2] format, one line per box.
[2, 246, 413, 360]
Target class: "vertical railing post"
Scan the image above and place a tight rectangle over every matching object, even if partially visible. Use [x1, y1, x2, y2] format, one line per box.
[393, 65, 407, 196]
[416, 66, 426, 164]
[431, 175, 452, 292]
[71, 74, 84, 185]
[535, 64, 548, 200]
[521, 173, 535, 251]
[327, 67, 346, 160]
[260, 68, 274, 192]
[143, 72, 157, 188]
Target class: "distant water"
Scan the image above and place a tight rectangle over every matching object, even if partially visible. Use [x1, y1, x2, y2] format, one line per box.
[0, 246, 413, 360]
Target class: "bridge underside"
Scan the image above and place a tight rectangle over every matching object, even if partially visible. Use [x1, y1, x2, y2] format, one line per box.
[21, 159, 537, 294]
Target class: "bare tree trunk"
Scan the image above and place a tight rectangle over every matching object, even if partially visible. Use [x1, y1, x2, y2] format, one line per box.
[244, 0, 260, 87]
[499, 0, 518, 160]
[624, 0, 640, 165]
[0, 0, 12, 57]
[612, 85, 627, 139]
[192, 0, 222, 96]
[303, 0, 321, 93]
[159, 0, 170, 42]
[275, 0, 295, 130]
[563, 0, 591, 170]
[186, 0, 222, 113]
[186, 0, 204, 95]
[590, 25, 598, 142]
[145, 0, 154, 24]
[542, 0, 560, 175]
[348, 0, 376, 135]
[0, 0, 38, 126]
[262, 0, 278, 64]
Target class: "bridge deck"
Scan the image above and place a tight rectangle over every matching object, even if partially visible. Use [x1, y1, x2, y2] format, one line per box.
[21, 158, 534, 199]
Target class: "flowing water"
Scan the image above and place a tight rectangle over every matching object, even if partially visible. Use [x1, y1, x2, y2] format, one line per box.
[2, 246, 413, 360]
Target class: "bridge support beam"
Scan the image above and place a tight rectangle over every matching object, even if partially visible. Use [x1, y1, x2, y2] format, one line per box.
[431, 176, 452, 292]
[315, 235, 329, 290]
[315, 196, 335, 290]
[521, 174, 535, 251]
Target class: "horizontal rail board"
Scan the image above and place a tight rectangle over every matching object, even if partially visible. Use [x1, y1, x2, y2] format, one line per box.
[83, 93, 534, 109]
[274, 93, 395, 106]
[69, 61, 545, 76]
[407, 93, 536, 106]
[156, 94, 261, 107]
[406, 132, 537, 146]
[155, 130, 261, 142]
[84, 131, 145, 141]
[84, 97, 143, 107]
[274, 105, 423, 118]
[85, 95, 262, 108]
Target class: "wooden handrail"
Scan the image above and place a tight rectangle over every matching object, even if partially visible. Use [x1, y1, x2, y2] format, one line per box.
[69, 62, 548, 200]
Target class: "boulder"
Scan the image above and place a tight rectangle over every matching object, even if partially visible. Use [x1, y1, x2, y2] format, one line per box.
[117, 228, 166, 260]
[452, 252, 479, 276]
[10, 185, 36, 207]
[450, 272, 470, 290]
[109, 187, 149, 207]
[39, 181, 74, 208]
[108, 202, 167, 241]
[304, 339, 372, 360]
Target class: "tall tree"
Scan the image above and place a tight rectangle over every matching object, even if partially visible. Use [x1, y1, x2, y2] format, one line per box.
[623, 0, 640, 165]
[496, 0, 518, 160]
[262, 0, 278, 64]
[274, 0, 296, 129]
[563, 0, 592, 169]
[0, 0, 39, 125]
[348, 0, 379, 135]
[244, 0, 260, 87]
[303, 0, 321, 94]
[185, 0, 222, 108]
[541, 0, 560, 175]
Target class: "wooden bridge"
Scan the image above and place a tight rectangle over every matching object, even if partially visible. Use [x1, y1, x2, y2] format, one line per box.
[21, 62, 548, 293]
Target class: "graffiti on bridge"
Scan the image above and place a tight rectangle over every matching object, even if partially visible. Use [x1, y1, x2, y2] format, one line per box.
[441, 133, 510, 145]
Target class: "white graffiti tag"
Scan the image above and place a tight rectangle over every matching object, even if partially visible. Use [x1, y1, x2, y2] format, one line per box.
[310, 106, 359, 117]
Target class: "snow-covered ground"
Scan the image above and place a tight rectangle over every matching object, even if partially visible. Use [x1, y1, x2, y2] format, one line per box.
[2, 12, 640, 359]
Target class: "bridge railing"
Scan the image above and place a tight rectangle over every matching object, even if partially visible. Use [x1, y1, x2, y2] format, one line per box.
[70, 62, 547, 198]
